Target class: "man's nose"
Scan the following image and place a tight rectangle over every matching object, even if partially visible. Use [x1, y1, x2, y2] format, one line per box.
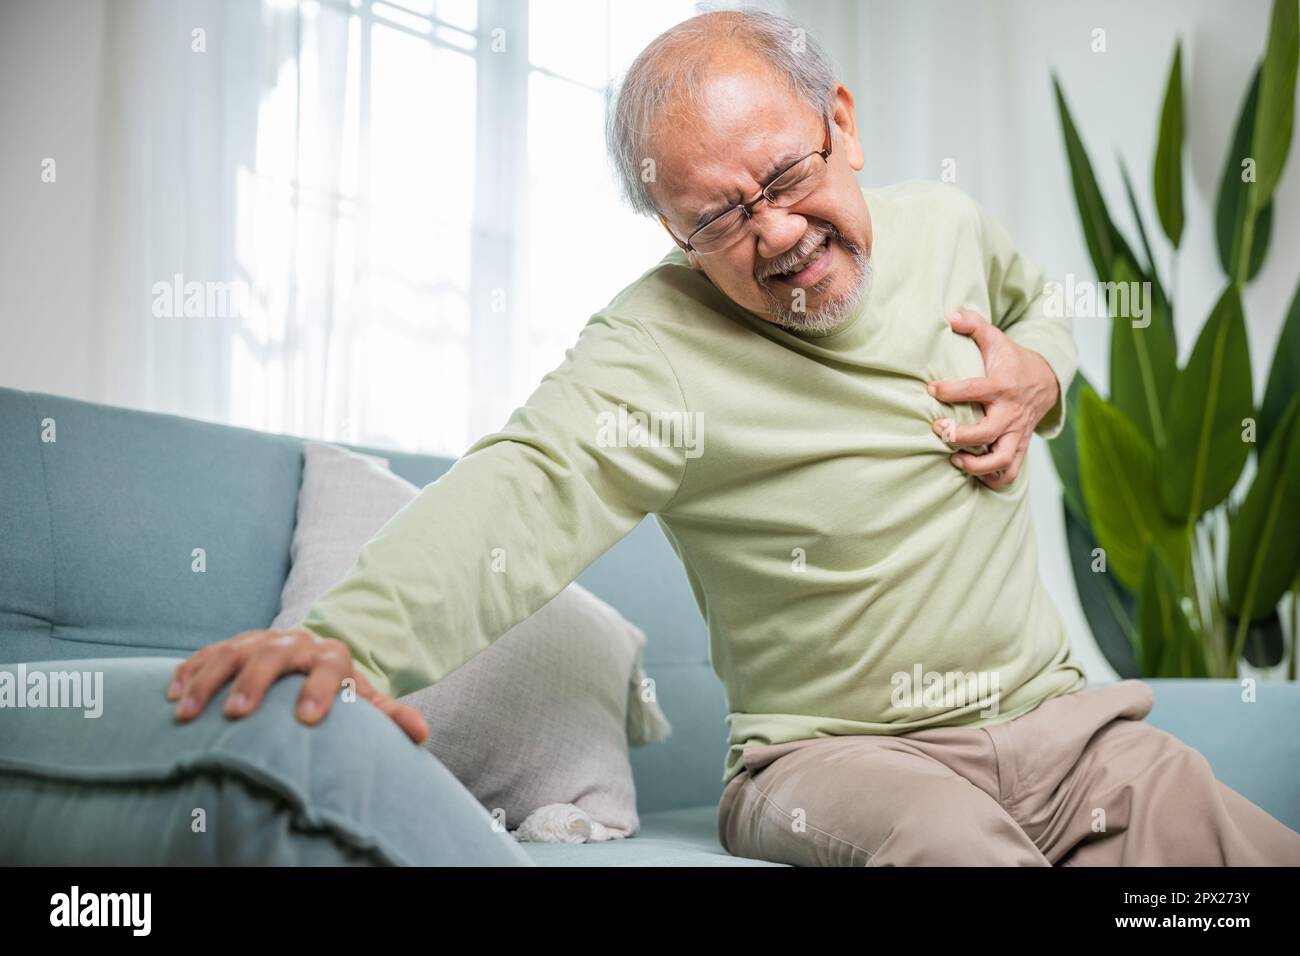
[749, 203, 808, 262]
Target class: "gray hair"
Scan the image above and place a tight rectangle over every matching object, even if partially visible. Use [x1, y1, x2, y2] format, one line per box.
[605, 8, 838, 218]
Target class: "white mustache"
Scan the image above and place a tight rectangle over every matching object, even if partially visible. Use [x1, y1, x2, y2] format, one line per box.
[757, 225, 835, 280]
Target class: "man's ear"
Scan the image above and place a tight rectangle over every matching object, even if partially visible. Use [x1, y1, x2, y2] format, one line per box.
[832, 84, 865, 173]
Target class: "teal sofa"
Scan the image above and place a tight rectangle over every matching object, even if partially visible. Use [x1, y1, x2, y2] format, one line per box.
[2, 385, 1297, 865]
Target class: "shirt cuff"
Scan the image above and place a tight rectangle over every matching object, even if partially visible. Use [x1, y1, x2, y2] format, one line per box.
[1004, 328, 1076, 441]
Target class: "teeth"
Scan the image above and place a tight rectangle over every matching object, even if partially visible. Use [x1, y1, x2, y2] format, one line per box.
[776, 238, 828, 278]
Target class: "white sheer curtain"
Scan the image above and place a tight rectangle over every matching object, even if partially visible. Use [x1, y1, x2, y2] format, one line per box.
[90, 0, 698, 456]
[92, 0, 254, 429]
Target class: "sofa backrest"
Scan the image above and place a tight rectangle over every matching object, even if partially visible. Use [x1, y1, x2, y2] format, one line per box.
[0, 386, 724, 814]
[0, 387, 302, 660]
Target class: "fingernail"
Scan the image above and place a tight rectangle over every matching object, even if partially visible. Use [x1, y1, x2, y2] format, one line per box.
[226, 691, 248, 714]
[926, 383, 937, 396]
[166, 680, 181, 700]
[177, 695, 198, 718]
[946, 310, 961, 322]
[298, 699, 319, 721]
[933, 419, 955, 443]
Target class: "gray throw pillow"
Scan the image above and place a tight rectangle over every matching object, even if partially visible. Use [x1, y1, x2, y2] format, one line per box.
[274, 441, 670, 839]
[273, 443, 403, 631]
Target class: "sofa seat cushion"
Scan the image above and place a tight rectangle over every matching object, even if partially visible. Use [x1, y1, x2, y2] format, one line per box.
[0, 657, 533, 866]
[524, 680, 1300, 868]
[519, 804, 787, 867]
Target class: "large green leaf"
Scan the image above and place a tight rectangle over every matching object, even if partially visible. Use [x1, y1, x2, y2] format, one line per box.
[1226, 395, 1300, 621]
[1215, 66, 1274, 282]
[1252, 0, 1299, 208]
[1063, 502, 1140, 677]
[1154, 41, 1185, 248]
[1158, 285, 1254, 521]
[1119, 156, 1172, 333]
[1259, 278, 1300, 452]
[1047, 372, 1091, 523]
[1079, 388, 1188, 593]
[1109, 258, 1177, 447]
[1138, 547, 1207, 677]
[1052, 76, 1139, 280]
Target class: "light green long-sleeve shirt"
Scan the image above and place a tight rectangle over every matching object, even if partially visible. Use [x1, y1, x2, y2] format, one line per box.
[303, 181, 1087, 782]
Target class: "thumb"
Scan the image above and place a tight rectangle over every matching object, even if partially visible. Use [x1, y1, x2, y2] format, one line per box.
[947, 309, 1001, 352]
[945, 309, 979, 334]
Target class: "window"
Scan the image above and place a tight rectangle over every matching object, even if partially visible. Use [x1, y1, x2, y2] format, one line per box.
[229, 0, 698, 457]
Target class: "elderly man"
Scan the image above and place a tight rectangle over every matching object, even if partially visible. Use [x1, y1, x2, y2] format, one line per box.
[168, 10, 1300, 865]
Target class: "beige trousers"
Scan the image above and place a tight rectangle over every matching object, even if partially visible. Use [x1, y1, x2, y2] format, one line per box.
[717, 680, 1300, 866]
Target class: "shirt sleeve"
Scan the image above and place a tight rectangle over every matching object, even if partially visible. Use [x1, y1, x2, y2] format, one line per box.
[975, 200, 1078, 439]
[300, 311, 689, 698]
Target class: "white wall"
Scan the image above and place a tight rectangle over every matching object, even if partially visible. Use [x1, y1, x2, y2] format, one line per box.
[0, 0, 108, 401]
[786, 0, 1300, 679]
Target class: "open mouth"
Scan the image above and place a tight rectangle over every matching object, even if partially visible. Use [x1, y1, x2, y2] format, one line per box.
[766, 237, 833, 289]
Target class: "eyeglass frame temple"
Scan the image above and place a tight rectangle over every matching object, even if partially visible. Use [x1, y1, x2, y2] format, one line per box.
[657, 111, 834, 254]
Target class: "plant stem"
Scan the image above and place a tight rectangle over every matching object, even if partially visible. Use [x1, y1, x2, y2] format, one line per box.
[1210, 510, 1229, 675]
[1229, 588, 1255, 678]
[1191, 523, 1210, 667]
[1290, 579, 1299, 682]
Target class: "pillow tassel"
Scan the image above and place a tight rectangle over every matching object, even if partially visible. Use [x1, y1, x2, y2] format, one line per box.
[513, 803, 617, 843]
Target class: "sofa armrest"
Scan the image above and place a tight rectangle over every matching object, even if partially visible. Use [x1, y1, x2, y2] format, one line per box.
[0, 657, 533, 865]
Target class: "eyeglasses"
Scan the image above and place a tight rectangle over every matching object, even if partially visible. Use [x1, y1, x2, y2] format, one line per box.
[659, 113, 833, 255]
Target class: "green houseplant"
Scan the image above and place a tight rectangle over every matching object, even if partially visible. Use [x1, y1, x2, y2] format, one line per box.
[1048, 0, 1300, 680]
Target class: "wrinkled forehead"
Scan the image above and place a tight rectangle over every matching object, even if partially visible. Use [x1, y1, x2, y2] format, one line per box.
[646, 66, 824, 228]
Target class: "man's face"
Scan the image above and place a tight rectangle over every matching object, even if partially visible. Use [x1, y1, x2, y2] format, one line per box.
[649, 64, 872, 333]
